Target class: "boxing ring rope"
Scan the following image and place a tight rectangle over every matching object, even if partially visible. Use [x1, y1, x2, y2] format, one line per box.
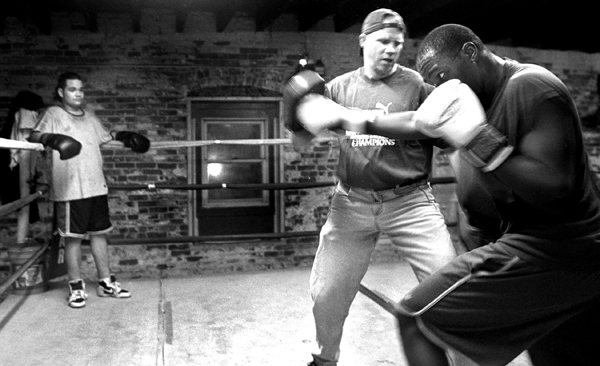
[107, 177, 455, 193]
[107, 182, 336, 191]
[0, 138, 457, 312]
[0, 137, 337, 152]
[0, 186, 49, 219]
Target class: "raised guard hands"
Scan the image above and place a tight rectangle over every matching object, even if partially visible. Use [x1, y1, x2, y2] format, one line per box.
[413, 79, 513, 172]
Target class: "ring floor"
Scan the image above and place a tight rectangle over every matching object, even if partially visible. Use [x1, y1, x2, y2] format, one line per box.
[0, 261, 532, 366]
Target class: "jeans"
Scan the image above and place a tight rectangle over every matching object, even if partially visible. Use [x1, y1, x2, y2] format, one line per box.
[310, 181, 456, 365]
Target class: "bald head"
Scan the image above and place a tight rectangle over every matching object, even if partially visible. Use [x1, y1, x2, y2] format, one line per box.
[416, 24, 486, 73]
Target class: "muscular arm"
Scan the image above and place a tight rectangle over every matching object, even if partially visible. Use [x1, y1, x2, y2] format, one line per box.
[487, 97, 578, 210]
[364, 111, 431, 140]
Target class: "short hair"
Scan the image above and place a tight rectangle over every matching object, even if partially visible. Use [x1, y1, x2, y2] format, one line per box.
[416, 24, 486, 69]
[54, 71, 83, 101]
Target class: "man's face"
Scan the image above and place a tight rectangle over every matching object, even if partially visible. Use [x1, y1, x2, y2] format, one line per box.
[360, 27, 404, 79]
[417, 47, 477, 92]
[58, 79, 84, 111]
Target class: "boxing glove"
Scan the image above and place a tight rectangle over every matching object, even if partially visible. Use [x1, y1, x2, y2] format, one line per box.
[283, 70, 326, 133]
[39, 133, 82, 160]
[114, 131, 150, 153]
[414, 79, 513, 172]
[296, 94, 371, 135]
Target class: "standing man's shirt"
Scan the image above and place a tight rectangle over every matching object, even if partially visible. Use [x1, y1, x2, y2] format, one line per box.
[326, 66, 434, 189]
[34, 106, 112, 201]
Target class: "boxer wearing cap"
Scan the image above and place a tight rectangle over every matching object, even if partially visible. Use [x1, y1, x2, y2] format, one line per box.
[29, 72, 149, 308]
[296, 9, 457, 366]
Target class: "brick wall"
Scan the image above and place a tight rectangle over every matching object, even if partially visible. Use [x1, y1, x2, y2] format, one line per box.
[1, 10, 600, 281]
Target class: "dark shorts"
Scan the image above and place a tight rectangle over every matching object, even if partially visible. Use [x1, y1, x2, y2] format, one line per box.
[398, 242, 600, 366]
[54, 195, 113, 239]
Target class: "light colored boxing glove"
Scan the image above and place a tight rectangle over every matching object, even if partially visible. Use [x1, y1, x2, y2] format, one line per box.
[296, 94, 370, 135]
[414, 79, 513, 172]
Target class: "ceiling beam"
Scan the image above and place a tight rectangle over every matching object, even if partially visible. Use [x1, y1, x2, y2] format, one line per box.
[254, 0, 292, 31]
[333, 0, 401, 32]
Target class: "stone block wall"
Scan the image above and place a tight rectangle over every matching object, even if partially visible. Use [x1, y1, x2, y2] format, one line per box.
[1, 10, 600, 281]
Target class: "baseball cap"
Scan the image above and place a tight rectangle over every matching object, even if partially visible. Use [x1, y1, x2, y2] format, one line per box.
[361, 8, 405, 35]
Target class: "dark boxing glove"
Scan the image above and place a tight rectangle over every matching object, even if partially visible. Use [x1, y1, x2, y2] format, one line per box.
[283, 70, 326, 133]
[39, 133, 82, 160]
[114, 131, 150, 153]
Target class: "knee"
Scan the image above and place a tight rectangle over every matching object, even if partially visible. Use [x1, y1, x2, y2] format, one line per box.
[65, 237, 82, 248]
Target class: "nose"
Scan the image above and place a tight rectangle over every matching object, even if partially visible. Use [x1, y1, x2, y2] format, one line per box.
[383, 44, 399, 56]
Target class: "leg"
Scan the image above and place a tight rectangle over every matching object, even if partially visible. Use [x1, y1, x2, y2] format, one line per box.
[90, 233, 111, 279]
[399, 244, 600, 366]
[379, 184, 456, 282]
[64, 236, 87, 308]
[397, 314, 448, 366]
[65, 236, 83, 281]
[310, 186, 380, 364]
[528, 296, 600, 366]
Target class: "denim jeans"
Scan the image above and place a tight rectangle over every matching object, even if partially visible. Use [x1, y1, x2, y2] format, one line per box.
[310, 181, 456, 365]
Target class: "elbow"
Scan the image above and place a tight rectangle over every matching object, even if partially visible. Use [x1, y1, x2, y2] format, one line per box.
[551, 176, 576, 201]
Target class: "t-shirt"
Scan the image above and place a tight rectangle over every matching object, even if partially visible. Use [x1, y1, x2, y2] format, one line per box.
[326, 66, 435, 190]
[34, 106, 112, 201]
[459, 59, 600, 270]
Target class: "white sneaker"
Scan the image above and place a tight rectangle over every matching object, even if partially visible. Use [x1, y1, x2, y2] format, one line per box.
[97, 275, 131, 298]
[68, 279, 87, 308]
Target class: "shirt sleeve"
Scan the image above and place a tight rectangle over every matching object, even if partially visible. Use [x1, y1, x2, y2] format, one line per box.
[89, 112, 113, 145]
[33, 108, 55, 134]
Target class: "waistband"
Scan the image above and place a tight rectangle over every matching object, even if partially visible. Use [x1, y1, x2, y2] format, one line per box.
[338, 180, 429, 197]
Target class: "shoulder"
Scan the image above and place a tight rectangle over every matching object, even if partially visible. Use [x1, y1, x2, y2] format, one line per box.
[327, 68, 361, 87]
[82, 108, 98, 118]
[397, 65, 424, 81]
[325, 68, 362, 98]
[38, 106, 64, 122]
[506, 62, 567, 98]
[42, 105, 63, 115]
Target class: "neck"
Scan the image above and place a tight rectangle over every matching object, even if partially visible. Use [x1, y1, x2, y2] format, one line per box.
[62, 104, 83, 115]
[479, 54, 506, 109]
[363, 63, 398, 80]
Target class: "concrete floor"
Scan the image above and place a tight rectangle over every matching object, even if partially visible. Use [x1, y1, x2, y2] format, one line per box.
[0, 262, 532, 366]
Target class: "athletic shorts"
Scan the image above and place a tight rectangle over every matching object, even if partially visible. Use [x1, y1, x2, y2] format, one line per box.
[54, 195, 113, 239]
[398, 242, 600, 366]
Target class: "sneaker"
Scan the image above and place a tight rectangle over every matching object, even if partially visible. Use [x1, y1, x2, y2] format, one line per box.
[97, 275, 131, 298]
[68, 279, 87, 308]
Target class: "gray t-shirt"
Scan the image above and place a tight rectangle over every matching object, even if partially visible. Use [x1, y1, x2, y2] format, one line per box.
[326, 66, 435, 189]
[34, 106, 112, 201]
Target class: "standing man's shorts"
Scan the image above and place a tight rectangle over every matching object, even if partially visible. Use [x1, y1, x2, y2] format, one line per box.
[54, 195, 113, 239]
[398, 242, 600, 366]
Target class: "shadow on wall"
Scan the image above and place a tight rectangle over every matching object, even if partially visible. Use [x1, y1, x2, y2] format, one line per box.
[581, 74, 600, 129]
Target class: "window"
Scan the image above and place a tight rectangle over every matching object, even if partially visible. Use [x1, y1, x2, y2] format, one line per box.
[190, 99, 281, 235]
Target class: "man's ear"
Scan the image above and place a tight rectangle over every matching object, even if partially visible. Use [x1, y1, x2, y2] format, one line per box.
[57, 88, 64, 98]
[359, 34, 366, 48]
[462, 42, 479, 62]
